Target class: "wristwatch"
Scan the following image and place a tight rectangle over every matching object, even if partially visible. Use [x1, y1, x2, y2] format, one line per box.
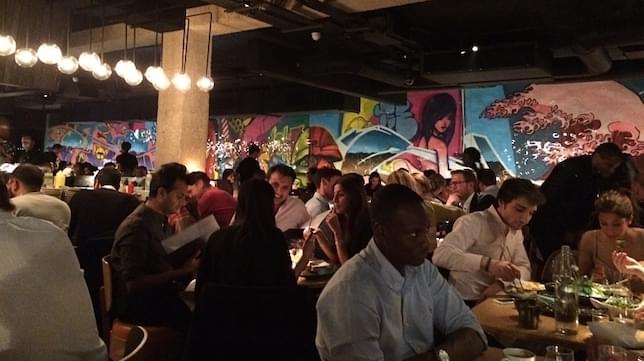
[436, 349, 449, 361]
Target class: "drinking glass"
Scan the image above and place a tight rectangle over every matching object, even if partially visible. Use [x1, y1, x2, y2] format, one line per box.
[545, 345, 574, 361]
[597, 345, 627, 361]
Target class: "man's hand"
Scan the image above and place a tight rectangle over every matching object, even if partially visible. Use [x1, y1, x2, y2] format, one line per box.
[483, 282, 504, 299]
[446, 193, 461, 207]
[489, 260, 521, 281]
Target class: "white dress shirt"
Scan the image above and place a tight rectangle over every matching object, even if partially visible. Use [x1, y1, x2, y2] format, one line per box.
[432, 206, 531, 301]
[275, 196, 310, 231]
[0, 211, 106, 361]
[305, 191, 330, 219]
[316, 240, 486, 361]
[11, 192, 71, 231]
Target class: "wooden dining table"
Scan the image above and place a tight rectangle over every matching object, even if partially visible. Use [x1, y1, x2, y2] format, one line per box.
[472, 297, 592, 352]
[475, 347, 546, 360]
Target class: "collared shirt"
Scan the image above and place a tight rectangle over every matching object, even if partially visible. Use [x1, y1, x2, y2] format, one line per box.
[198, 187, 237, 227]
[275, 196, 310, 231]
[462, 192, 475, 213]
[11, 192, 71, 231]
[316, 240, 486, 361]
[111, 204, 176, 314]
[432, 206, 531, 300]
[0, 211, 106, 361]
[305, 191, 330, 218]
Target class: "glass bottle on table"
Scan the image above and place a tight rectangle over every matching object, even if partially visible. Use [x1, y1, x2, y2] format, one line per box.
[553, 245, 579, 335]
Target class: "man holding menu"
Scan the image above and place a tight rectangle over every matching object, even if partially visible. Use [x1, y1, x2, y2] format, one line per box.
[110, 162, 200, 333]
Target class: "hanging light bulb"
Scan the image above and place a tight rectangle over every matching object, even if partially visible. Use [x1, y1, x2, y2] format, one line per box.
[115, 59, 136, 78]
[0, 34, 16, 56]
[57, 55, 78, 74]
[79, 51, 100, 71]
[144, 65, 161, 83]
[14, 47, 38, 67]
[172, 72, 191, 92]
[91, 62, 111, 80]
[37, 42, 62, 64]
[124, 69, 143, 86]
[153, 75, 171, 91]
[196, 75, 214, 92]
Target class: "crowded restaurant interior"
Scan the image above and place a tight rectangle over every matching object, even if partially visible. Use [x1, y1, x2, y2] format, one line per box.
[5, 0, 644, 360]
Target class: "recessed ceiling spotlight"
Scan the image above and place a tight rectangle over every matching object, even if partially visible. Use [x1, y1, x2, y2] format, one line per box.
[43, 94, 48, 98]
[471, 45, 479, 52]
[460, 50, 467, 55]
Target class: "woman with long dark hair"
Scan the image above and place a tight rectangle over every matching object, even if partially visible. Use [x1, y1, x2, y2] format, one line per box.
[413, 93, 457, 173]
[196, 178, 296, 288]
[315, 174, 372, 264]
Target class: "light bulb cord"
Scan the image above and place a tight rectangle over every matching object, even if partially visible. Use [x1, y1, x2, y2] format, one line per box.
[181, 17, 190, 73]
[132, 26, 136, 64]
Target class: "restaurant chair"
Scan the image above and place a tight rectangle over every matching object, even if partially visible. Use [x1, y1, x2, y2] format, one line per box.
[185, 283, 318, 361]
[120, 326, 148, 361]
[101, 256, 184, 361]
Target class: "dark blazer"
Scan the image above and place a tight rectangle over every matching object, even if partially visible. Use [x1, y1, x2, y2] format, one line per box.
[469, 192, 496, 213]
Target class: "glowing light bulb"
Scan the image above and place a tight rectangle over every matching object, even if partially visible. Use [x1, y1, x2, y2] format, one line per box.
[0, 34, 16, 56]
[57, 55, 79, 74]
[115, 59, 136, 78]
[124, 69, 143, 86]
[14, 48, 38, 68]
[92, 62, 112, 80]
[37, 43, 62, 64]
[196, 76, 214, 92]
[172, 73, 191, 92]
[79, 51, 100, 71]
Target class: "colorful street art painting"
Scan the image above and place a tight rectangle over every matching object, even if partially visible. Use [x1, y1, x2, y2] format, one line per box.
[45, 121, 156, 169]
[205, 90, 465, 179]
[464, 80, 644, 181]
[206, 115, 313, 184]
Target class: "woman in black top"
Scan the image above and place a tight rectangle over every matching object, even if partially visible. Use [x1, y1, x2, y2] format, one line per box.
[196, 178, 295, 289]
[364, 171, 381, 198]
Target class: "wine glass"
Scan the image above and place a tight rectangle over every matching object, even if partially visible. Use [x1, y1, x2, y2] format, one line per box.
[597, 345, 627, 361]
[545, 345, 574, 361]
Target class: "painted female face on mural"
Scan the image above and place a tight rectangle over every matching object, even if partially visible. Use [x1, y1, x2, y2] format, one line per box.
[433, 115, 452, 135]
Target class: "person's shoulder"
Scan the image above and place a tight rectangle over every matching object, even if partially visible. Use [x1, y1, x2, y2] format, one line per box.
[320, 256, 374, 298]
[3, 212, 67, 238]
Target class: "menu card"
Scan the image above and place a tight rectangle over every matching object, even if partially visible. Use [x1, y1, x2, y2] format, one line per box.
[162, 215, 220, 254]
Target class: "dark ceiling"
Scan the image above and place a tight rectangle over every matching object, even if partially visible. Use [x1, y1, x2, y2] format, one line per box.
[2, 0, 644, 120]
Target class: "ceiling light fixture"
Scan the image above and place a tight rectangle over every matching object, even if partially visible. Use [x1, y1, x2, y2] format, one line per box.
[123, 26, 142, 85]
[57, 5, 78, 74]
[145, 10, 170, 91]
[0, 0, 16, 56]
[79, 20, 100, 71]
[471, 45, 479, 52]
[92, 5, 111, 80]
[172, 17, 191, 92]
[14, 17, 37, 68]
[37, 0, 62, 64]
[195, 12, 214, 92]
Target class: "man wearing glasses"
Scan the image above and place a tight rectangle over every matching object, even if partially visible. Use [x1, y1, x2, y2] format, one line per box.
[433, 178, 545, 304]
[316, 184, 486, 361]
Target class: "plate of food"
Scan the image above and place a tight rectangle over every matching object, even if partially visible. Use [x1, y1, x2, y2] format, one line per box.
[301, 260, 337, 279]
[505, 280, 546, 299]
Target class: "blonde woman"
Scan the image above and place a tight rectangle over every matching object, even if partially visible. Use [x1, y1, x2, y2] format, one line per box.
[413, 172, 465, 225]
[386, 170, 437, 253]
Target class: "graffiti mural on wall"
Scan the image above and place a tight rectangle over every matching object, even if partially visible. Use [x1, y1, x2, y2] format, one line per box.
[206, 115, 313, 184]
[205, 90, 464, 179]
[464, 80, 644, 181]
[45, 121, 156, 169]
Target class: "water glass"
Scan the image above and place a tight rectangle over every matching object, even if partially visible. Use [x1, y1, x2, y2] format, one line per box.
[545, 345, 574, 361]
[597, 345, 627, 361]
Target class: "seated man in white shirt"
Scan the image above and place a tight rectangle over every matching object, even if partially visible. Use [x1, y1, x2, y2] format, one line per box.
[432, 178, 545, 303]
[268, 164, 310, 232]
[0, 178, 106, 361]
[7, 163, 71, 231]
[316, 184, 486, 361]
[305, 167, 341, 218]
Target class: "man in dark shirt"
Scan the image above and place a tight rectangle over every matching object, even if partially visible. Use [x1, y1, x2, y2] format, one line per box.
[16, 134, 44, 164]
[110, 162, 200, 333]
[530, 142, 626, 261]
[235, 143, 261, 184]
[69, 167, 140, 331]
[115, 141, 138, 176]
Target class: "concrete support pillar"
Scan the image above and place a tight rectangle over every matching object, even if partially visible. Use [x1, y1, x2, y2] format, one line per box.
[155, 7, 212, 171]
